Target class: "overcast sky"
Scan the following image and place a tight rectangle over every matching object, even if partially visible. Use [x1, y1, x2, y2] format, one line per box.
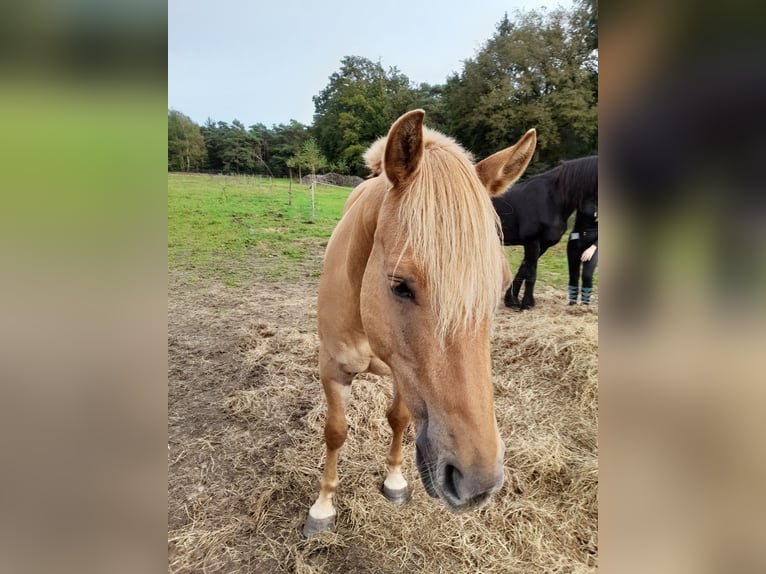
[169, 0, 574, 127]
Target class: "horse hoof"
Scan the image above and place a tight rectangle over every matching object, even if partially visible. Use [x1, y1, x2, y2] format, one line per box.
[382, 484, 410, 504]
[504, 291, 520, 308]
[302, 514, 335, 538]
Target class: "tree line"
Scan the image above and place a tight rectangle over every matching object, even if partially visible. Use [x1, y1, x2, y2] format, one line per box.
[168, 2, 597, 178]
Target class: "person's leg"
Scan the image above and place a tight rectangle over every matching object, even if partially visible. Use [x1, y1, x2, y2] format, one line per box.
[567, 239, 582, 305]
[581, 249, 598, 305]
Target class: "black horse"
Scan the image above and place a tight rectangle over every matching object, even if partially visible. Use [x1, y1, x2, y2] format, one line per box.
[492, 155, 598, 310]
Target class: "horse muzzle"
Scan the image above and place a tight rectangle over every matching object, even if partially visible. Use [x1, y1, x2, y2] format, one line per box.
[415, 419, 505, 512]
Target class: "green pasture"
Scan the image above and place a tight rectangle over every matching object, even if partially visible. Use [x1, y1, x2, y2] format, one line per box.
[168, 173, 581, 290]
[168, 173, 348, 284]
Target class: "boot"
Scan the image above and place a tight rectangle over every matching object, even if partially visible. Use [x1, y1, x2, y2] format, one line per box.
[581, 287, 592, 305]
[568, 285, 579, 306]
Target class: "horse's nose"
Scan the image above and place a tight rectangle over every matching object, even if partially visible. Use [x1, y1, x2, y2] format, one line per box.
[440, 460, 504, 510]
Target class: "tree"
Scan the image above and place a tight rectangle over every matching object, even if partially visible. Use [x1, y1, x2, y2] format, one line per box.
[312, 56, 418, 176]
[198, 119, 259, 174]
[248, 122, 271, 176]
[414, 82, 449, 134]
[268, 120, 310, 177]
[443, 8, 597, 170]
[286, 154, 301, 181]
[200, 118, 223, 172]
[574, 0, 598, 51]
[298, 137, 327, 219]
[168, 110, 206, 171]
[199, 118, 309, 177]
[300, 137, 327, 180]
[217, 120, 256, 174]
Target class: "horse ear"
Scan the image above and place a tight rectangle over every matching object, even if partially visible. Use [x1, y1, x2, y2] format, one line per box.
[475, 128, 537, 196]
[384, 109, 425, 189]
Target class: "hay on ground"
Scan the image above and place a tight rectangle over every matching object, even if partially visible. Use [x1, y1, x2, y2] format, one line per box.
[168, 276, 597, 573]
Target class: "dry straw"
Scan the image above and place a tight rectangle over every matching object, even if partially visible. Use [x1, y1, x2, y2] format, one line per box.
[169, 277, 597, 573]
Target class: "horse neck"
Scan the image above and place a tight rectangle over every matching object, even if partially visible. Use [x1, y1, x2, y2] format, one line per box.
[556, 158, 597, 219]
[338, 178, 386, 287]
[561, 196, 578, 221]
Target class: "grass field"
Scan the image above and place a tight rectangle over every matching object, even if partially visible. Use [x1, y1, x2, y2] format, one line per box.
[168, 172, 586, 293]
[168, 172, 598, 573]
[168, 173, 350, 284]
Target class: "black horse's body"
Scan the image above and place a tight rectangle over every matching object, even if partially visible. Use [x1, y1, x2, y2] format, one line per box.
[492, 155, 598, 309]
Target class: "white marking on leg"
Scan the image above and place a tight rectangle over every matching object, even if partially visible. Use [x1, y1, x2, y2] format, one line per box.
[308, 493, 337, 520]
[383, 465, 408, 491]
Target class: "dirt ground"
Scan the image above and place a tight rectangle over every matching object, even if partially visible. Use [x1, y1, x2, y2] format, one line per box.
[168, 263, 598, 573]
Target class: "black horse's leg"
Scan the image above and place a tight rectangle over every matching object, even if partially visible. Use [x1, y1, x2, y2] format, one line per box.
[505, 257, 525, 308]
[520, 242, 541, 310]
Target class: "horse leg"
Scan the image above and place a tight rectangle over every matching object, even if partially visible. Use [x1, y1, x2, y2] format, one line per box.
[505, 259, 525, 308]
[382, 382, 411, 504]
[303, 351, 353, 538]
[520, 242, 541, 310]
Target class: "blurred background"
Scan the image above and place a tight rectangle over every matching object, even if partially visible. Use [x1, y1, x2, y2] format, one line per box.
[601, 0, 766, 572]
[0, 1, 167, 573]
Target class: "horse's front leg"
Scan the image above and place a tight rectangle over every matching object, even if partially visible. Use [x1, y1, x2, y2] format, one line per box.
[520, 242, 541, 310]
[303, 349, 353, 538]
[382, 382, 411, 503]
[505, 260, 525, 308]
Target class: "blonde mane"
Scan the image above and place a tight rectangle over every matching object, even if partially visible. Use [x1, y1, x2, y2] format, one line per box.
[367, 128, 504, 343]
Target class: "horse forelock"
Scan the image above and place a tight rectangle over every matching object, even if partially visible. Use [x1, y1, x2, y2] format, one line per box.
[391, 130, 503, 344]
[363, 137, 387, 176]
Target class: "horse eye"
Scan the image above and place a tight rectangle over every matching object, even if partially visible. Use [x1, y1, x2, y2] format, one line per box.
[390, 281, 414, 300]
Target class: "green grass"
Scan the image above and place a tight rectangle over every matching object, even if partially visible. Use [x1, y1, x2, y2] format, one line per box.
[168, 172, 588, 290]
[168, 173, 352, 284]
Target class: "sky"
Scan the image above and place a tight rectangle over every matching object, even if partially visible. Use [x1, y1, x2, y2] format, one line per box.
[169, 0, 574, 128]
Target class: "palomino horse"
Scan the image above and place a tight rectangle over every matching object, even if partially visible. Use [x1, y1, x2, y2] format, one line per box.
[303, 110, 536, 537]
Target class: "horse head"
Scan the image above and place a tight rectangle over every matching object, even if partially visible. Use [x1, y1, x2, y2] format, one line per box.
[359, 110, 536, 511]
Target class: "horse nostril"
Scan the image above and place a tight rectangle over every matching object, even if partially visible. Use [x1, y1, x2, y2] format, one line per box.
[443, 464, 463, 502]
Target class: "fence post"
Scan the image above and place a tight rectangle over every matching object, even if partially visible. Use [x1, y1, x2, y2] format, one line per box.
[311, 178, 316, 220]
